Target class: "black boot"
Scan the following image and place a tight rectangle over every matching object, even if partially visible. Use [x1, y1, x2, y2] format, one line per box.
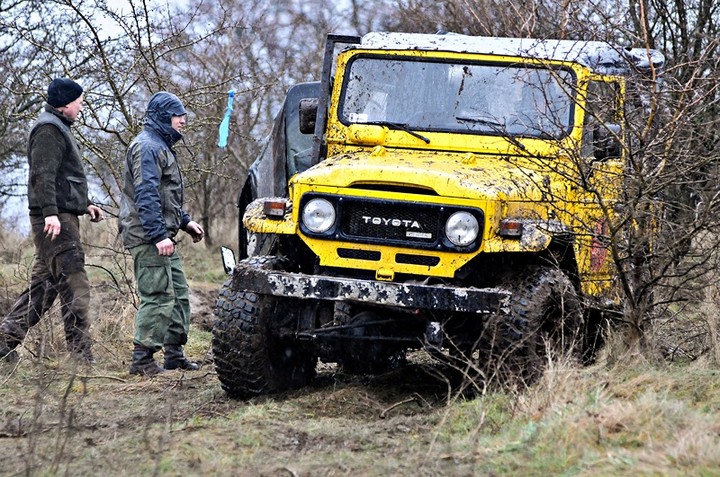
[0, 336, 19, 364]
[70, 350, 96, 365]
[0, 346, 18, 364]
[129, 344, 165, 376]
[163, 345, 199, 371]
[69, 340, 96, 365]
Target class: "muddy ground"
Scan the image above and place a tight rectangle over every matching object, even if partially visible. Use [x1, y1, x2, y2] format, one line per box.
[0, 283, 473, 476]
[3, 264, 717, 476]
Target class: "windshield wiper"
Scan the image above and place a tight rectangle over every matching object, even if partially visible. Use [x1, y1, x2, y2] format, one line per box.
[455, 115, 527, 153]
[456, 116, 504, 128]
[363, 121, 430, 144]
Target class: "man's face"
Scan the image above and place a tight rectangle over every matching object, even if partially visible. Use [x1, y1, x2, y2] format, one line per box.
[60, 94, 84, 121]
[171, 114, 187, 133]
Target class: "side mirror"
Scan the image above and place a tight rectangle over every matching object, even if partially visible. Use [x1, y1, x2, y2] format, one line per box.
[593, 123, 622, 160]
[220, 246, 236, 274]
[299, 98, 319, 134]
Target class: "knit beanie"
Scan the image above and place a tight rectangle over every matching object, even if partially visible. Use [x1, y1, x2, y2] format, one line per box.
[47, 78, 84, 108]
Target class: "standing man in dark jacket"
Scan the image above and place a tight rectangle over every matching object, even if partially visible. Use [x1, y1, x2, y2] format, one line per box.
[119, 91, 204, 376]
[0, 78, 104, 364]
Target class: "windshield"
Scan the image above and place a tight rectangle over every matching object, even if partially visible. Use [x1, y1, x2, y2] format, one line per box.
[340, 56, 576, 139]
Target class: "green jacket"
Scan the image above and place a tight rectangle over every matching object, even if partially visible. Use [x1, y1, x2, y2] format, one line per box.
[27, 105, 90, 217]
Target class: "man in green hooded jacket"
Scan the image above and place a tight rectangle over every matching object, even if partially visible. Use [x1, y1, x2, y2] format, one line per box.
[119, 91, 204, 376]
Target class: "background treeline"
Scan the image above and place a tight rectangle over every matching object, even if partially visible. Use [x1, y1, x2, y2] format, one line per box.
[0, 0, 719, 360]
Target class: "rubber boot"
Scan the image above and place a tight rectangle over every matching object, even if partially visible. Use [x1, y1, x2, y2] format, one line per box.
[0, 345, 18, 364]
[163, 344, 199, 371]
[69, 340, 96, 365]
[129, 344, 165, 376]
[0, 335, 19, 364]
[70, 349, 96, 366]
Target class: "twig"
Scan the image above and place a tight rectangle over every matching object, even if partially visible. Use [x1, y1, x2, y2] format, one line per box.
[380, 396, 417, 419]
[412, 392, 433, 409]
[74, 374, 128, 382]
[85, 263, 121, 290]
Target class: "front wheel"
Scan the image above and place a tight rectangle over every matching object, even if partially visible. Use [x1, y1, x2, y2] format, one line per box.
[212, 257, 316, 398]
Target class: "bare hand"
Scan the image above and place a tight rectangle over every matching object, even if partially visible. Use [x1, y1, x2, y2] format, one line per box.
[88, 204, 104, 222]
[155, 238, 175, 256]
[185, 220, 205, 243]
[44, 215, 61, 241]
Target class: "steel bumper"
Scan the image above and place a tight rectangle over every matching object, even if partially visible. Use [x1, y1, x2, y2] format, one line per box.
[230, 265, 511, 314]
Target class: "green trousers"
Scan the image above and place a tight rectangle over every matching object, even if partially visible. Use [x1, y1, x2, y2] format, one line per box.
[130, 244, 190, 351]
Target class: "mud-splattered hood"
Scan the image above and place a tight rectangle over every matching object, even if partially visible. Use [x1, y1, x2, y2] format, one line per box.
[291, 150, 563, 202]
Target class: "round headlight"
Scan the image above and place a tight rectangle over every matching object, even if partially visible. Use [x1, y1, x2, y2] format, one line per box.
[445, 211, 479, 247]
[302, 198, 336, 233]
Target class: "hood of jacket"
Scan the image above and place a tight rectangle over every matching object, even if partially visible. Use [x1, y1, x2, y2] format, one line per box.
[144, 91, 186, 146]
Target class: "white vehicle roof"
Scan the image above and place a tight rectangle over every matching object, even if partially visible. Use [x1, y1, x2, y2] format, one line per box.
[359, 32, 664, 76]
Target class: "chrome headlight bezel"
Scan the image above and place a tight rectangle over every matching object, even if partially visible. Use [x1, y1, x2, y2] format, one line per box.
[301, 197, 337, 233]
[445, 211, 480, 247]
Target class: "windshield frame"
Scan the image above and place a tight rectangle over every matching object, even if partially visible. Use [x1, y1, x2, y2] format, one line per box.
[338, 53, 578, 141]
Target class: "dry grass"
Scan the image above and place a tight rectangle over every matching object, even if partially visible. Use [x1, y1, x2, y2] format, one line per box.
[1, 222, 720, 476]
[4, 348, 720, 476]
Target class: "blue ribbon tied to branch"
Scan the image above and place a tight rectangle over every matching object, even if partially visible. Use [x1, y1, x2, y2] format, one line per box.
[217, 89, 236, 148]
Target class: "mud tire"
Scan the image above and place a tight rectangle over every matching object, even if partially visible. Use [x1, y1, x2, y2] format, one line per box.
[212, 256, 316, 398]
[480, 266, 584, 385]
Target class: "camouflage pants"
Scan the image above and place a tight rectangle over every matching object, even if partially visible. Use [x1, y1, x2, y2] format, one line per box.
[0, 213, 92, 357]
[130, 244, 191, 351]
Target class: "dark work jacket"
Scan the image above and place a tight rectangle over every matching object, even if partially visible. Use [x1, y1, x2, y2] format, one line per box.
[119, 92, 191, 248]
[27, 105, 90, 217]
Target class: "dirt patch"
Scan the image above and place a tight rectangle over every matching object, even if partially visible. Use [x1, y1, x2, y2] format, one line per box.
[189, 282, 221, 331]
[0, 354, 456, 476]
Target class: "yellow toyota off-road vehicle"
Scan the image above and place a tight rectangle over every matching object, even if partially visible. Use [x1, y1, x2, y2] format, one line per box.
[212, 32, 665, 398]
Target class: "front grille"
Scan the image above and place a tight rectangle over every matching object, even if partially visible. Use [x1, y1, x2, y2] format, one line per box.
[337, 248, 381, 261]
[396, 253, 440, 266]
[299, 193, 484, 252]
[340, 199, 439, 245]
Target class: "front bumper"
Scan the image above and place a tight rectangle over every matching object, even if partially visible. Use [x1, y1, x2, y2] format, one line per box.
[230, 262, 511, 315]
